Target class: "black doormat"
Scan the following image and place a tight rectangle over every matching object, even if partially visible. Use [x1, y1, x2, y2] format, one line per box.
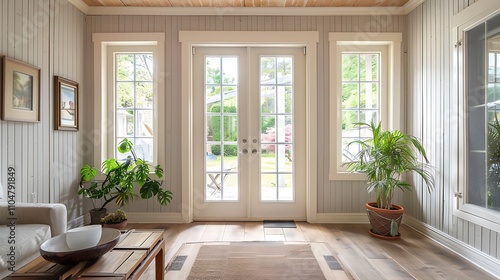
[263, 220, 296, 228]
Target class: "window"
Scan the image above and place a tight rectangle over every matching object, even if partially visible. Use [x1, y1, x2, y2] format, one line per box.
[457, 12, 500, 226]
[92, 33, 164, 168]
[111, 50, 155, 162]
[329, 33, 402, 180]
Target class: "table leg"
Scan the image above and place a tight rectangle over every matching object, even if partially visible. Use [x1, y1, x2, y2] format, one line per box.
[155, 245, 164, 280]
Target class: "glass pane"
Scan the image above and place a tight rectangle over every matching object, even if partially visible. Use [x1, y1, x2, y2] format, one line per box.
[223, 116, 238, 142]
[360, 83, 379, 109]
[261, 57, 276, 84]
[222, 174, 238, 200]
[134, 138, 153, 162]
[222, 143, 238, 157]
[342, 111, 359, 132]
[277, 86, 288, 114]
[261, 116, 276, 137]
[277, 174, 293, 201]
[223, 86, 237, 112]
[206, 57, 220, 84]
[116, 110, 134, 137]
[488, 84, 496, 102]
[277, 57, 292, 84]
[342, 83, 359, 109]
[359, 110, 378, 125]
[489, 53, 495, 83]
[136, 82, 153, 108]
[342, 138, 360, 162]
[116, 54, 134, 81]
[207, 89, 221, 114]
[206, 151, 221, 172]
[136, 110, 153, 137]
[206, 173, 222, 200]
[116, 82, 134, 108]
[342, 54, 359, 81]
[261, 174, 277, 201]
[261, 148, 276, 172]
[222, 57, 238, 85]
[261, 86, 276, 113]
[284, 86, 293, 113]
[135, 54, 153, 81]
[276, 144, 292, 172]
[359, 54, 379, 81]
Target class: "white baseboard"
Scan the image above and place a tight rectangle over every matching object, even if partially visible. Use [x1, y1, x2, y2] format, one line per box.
[315, 213, 369, 224]
[126, 212, 183, 223]
[404, 215, 500, 279]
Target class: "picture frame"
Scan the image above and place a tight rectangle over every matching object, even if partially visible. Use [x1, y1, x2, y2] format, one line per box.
[54, 76, 79, 131]
[1, 56, 40, 122]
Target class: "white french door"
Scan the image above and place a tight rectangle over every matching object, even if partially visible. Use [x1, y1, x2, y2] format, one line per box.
[193, 46, 305, 220]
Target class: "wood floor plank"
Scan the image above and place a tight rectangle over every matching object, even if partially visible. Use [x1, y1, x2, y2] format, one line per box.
[334, 224, 390, 259]
[244, 222, 265, 241]
[127, 222, 496, 280]
[283, 226, 307, 241]
[297, 222, 328, 242]
[222, 222, 246, 241]
[200, 221, 226, 242]
[320, 224, 387, 280]
[369, 259, 415, 279]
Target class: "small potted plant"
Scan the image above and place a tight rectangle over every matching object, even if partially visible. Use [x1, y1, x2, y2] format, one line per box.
[101, 209, 128, 230]
[79, 138, 173, 224]
[343, 121, 434, 239]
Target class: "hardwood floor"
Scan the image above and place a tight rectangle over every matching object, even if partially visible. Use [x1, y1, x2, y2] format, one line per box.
[126, 222, 498, 280]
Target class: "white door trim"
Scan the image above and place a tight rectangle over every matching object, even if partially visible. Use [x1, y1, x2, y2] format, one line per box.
[180, 31, 319, 223]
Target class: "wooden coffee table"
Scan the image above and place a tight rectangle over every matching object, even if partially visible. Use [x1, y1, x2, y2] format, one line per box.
[5, 229, 165, 280]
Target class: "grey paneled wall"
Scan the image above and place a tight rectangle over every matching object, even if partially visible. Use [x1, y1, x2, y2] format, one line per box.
[84, 14, 406, 214]
[406, 0, 500, 260]
[0, 0, 85, 221]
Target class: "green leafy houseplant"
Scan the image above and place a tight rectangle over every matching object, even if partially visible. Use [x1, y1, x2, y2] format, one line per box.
[343, 122, 434, 238]
[79, 138, 173, 214]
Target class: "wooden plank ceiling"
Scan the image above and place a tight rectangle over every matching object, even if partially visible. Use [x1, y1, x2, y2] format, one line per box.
[81, 0, 410, 8]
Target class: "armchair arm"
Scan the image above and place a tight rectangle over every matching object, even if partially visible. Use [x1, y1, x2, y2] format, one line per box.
[0, 202, 67, 237]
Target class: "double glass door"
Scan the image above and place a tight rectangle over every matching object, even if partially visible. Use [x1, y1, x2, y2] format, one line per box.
[193, 47, 305, 220]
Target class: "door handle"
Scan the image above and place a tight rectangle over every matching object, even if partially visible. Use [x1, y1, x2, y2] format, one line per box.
[242, 149, 248, 154]
[252, 149, 258, 154]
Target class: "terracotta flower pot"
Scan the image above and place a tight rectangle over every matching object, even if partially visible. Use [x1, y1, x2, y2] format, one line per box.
[366, 202, 404, 240]
[102, 220, 128, 230]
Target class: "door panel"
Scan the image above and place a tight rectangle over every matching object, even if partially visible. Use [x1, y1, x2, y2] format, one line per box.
[193, 46, 305, 220]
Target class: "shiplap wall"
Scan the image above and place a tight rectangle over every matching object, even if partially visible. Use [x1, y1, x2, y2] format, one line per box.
[0, 0, 85, 221]
[406, 0, 500, 260]
[84, 14, 406, 214]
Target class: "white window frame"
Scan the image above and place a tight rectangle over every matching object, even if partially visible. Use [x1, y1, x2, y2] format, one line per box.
[453, 1, 500, 232]
[92, 33, 165, 169]
[329, 32, 402, 181]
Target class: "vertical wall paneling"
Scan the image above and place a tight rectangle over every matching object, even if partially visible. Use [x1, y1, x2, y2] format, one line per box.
[0, 0, 85, 222]
[406, 0, 500, 262]
[84, 14, 405, 215]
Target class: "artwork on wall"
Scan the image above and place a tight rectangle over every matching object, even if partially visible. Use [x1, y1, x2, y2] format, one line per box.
[1, 56, 40, 122]
[54, 76, 79, 131]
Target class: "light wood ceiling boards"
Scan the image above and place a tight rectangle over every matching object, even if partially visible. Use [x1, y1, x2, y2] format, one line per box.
[81, 0, 410, 8]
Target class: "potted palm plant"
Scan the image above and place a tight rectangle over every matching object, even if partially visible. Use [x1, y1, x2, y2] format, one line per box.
[343, 122, 434, 239]
[79, 138, 173, 224]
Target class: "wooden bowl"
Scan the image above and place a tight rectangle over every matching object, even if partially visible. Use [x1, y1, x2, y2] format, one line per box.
[40, 228, 120, 264]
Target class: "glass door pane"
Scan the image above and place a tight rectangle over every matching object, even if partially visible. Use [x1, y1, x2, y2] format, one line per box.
[205, 56, 239, 201]
[260, 56, 294, 201]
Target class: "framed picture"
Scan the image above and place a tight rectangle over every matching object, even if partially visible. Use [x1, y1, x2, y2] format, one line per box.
[54, 76, 79, 131]
[1, 56, 40, 122]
